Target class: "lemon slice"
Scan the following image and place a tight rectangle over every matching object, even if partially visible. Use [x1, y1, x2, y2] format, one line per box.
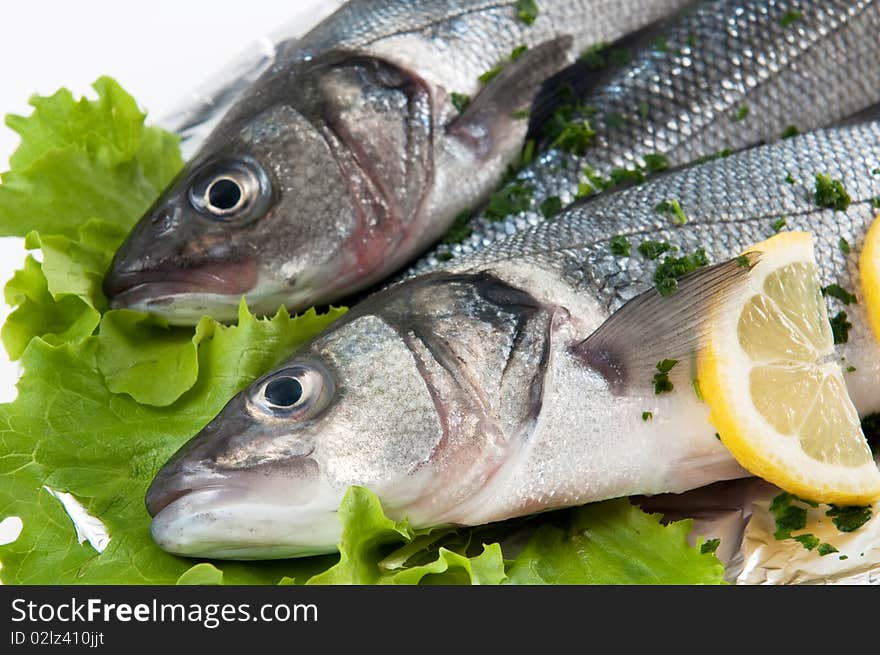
[858, 211, 880, 343]
[699, 231, 880, 505]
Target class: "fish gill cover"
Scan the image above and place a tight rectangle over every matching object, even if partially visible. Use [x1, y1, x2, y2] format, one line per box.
[0, 78, 723, 584]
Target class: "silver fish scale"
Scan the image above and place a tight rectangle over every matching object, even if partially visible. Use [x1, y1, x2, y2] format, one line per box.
[287, 0, 690, 83]
[446, 121, 880, 311]
[413, 0, 880, 270]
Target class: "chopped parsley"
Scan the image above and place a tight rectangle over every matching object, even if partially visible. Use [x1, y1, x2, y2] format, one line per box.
[654, 248, 709, 296]
[686, 34, 697, 47]
[814, 173, 851, 211]
[484, 182, 533, 221]
[830, 311, 851, 344]
[735, 105, 749, 121]
[609, 234, 630, 257]
[872, 197, 880, 209]
[442, 211, 474, 245]
[653, 38, 668, 53]
[639, 240, 676, 260]
[655, 199, 688, 225]
[450, 92, 470, 113]
[511, 108, 530, 120]
[781, 125, 799, 139]
[780, 10, 803, 27]
[642, 411, 653, 421]
[826, 504, 872, 533]
[873, 167, 880, 175]
[847, 365, 856, 373]
[696, 148, 732, 164]
[605, 113, 628, 129]
[769, 492, 807, 540]
[822, 283, 857, 305]
[700, 538, 720, 555]
[692, 378, 704, 402]
[653, 359, 679, 394]
[609, 48, 632, 66]
[784, 173, 796, 184]
[642, 153, 669, 173]
[478, 65, 503, 84]
[792, 533, 819, 551]
[609, 167, 645, 187]
[516, 0, 539, 25]
[638, 101, 650, 118]
[839, 237, 851, 254]
[817, 543, 839, 556]
[436, 251, 454, 262]
[772, 217, 787, 232]
[545, 102, 596, 156]
[539, 195, 563, 218]
[736, 254, 751, 268]
[510, 44, 528, 61]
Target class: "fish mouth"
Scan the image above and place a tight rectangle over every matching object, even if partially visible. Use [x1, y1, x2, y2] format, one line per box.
[104, 260, 258, 314]
[148, 482, 343, 560]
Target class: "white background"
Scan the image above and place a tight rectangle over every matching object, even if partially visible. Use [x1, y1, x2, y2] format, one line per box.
[0, 0, 338, 547]
[0, 0, 340, 401]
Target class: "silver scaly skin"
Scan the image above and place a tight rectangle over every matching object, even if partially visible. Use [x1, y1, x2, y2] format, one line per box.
[143, 121, 880, 559]
[416, 0, 880, 269]
[103, 0, 691, 325]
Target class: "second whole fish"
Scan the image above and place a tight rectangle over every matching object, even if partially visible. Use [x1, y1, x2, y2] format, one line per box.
[102, 0, 691, 324]
[142, 120, 880, 559]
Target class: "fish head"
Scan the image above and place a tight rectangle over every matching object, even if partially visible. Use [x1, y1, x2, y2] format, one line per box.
[147, 273, 552, 559]
[105, 54, 434, 324]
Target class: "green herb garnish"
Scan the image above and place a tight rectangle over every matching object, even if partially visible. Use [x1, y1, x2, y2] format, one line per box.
[700, 538, 720, 555]
[642, 153, 669, 173]
[539, 195, 563, 218]
[654, 249, 709, 296]
[484, 181, 533, 221]
[839, 237, 851, 254]
[609, 167, 645, 187]
[781, 125, 799, 139]
[638, 101, 650, 118]
[516, 0, 539, 25]
[478, 65, 503, 84]
[817, 543, 839, 556]
[830, 311, 852, 345]
[654, 38, 668, 53]
[653, 359, 679, 394]
[847, 365, 856, 373]
[814, 173, 851, 211]
[639, 240, 676, 260]
[780, 10, 803, 27]
[735, 105, 749, 121]
[510, 44, 528, 61]
[784, 173, 796, 184]
[442, 210, 474, 245]
[655, 199, 688, 225]
[435, 251, 454, 262]
[642, 411, 653, 421]
[822, 283, 857, 305]
[772, 217, 787, 232]
[736, 254, 751, 268]
[826, 504, 873, 533]
[610, 234, 631, 257]
[792, 533, 819, 551]
[692, 378, 704, 402]
[450, 92, 470, 113]
[769, 492, 807, 540]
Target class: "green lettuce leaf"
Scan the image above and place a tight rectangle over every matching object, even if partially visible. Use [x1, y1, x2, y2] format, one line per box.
[505, 500, 725, 584]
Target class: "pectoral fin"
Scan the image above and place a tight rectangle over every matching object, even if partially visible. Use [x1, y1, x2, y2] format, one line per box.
[573, 254, 761, 393]
[446, 36, 574, 159]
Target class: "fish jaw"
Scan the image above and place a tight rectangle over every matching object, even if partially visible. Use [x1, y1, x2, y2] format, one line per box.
[148, 481, 343, 560]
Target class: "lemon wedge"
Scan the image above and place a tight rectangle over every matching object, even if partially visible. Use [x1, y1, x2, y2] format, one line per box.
[858, 211, 880, 343]
[699, 231, 880, 505]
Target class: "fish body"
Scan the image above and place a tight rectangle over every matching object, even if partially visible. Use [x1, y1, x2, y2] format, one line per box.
[145, 120, 880, 559]
[104, 0, 690, 324]
[418, 0, 880, 268]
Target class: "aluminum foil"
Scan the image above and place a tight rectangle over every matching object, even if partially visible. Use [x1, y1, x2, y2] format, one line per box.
[640, 452, 880, 585]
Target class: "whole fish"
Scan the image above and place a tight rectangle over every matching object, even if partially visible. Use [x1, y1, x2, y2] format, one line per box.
[145, 121, 880, 559]
[102, 0, 691, 325]
[417, 0, 880, 269]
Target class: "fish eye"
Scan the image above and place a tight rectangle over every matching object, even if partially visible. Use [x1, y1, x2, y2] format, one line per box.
[188, 156, 272, 222]
[250, 362, 335, 420]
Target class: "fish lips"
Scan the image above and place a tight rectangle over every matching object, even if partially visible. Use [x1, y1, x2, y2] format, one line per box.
[104, 259, 259, 319]
[146, 473, 343, 560]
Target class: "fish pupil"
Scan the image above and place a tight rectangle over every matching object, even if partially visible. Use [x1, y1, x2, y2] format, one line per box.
[207, 177, 243, 211]
[264, 376, 304, 407]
